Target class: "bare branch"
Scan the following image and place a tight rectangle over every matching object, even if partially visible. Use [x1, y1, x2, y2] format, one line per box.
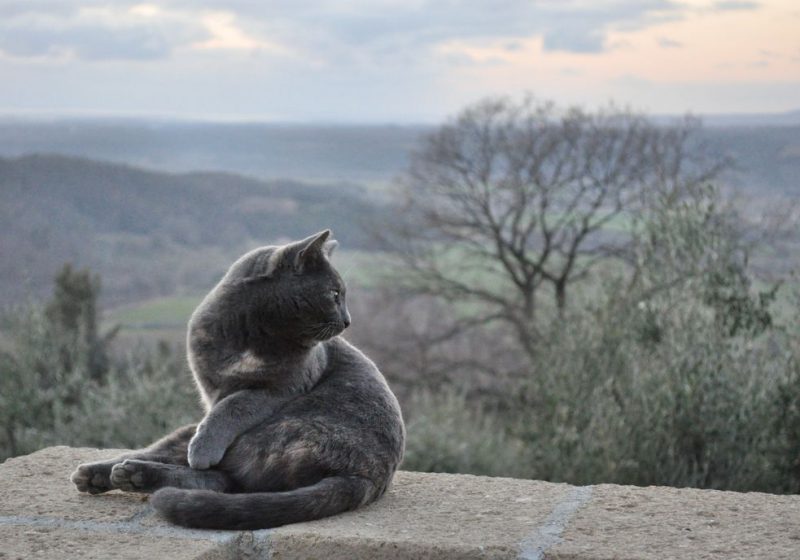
[385, 95, 729, 353]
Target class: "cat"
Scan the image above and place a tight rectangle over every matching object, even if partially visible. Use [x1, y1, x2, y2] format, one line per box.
[71, 230, 405, 530]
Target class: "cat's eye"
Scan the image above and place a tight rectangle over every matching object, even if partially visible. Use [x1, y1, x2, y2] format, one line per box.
[332, 289, 340, 303]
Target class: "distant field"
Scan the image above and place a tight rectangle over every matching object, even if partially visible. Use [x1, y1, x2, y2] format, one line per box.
[104, 249, 383, 335]
[106, 295, 201, 329]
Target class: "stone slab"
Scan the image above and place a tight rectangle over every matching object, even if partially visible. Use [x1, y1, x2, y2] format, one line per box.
[0, 525, 234, 560]
[4, 447, 800, 560]
[1, 447, 571, 559]
[0, 446, 146, 522]
[271, 471, 570, 559]
[551, 483, 800, 560]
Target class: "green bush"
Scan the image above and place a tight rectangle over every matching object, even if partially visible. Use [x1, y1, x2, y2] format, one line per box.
[399, 292, 800, 493]
[511, 286, 800, 491]
[0, 272, 200, 462]
[394, 187, 800, 494]
[402, 390, 532, 478]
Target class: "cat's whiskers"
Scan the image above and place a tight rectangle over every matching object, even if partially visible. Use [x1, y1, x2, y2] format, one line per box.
[296, 321, 340, 341]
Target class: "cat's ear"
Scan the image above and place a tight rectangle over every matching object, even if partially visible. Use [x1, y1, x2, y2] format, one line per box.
[323, 240, 338, 258]
[293, 230, 331, 271]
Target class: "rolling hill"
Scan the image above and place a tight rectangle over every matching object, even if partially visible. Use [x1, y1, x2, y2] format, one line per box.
[0, 119, 798, 197]
[2, 117, 798, 310]
[0, 154, 388, 306]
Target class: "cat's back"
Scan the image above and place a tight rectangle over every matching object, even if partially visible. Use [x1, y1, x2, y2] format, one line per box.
[281, 336, 404, 453]
[322, 337, 401, 409]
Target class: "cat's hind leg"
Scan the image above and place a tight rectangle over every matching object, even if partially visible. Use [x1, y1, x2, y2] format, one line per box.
[110, 460, 233, 493]
[72, 424, 197, 494]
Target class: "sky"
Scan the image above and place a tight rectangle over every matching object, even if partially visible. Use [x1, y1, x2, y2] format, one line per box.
[1, 0, 798, 123]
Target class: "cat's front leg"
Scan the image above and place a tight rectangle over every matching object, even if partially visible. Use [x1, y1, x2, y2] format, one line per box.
[71, 459, 121, 494]
[188, 389, 287, 470]
[187, 418, 229, 470]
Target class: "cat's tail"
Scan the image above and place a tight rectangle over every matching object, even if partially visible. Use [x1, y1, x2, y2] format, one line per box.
[150, 476, 375, 530]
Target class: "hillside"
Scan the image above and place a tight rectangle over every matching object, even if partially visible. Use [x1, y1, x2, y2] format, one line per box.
[2, 118, 798, 309]
[0, 120, 425, 185]
[705, 125, 800, 195]
[0, 119, 798, 197]
[0, 154, 387, 306]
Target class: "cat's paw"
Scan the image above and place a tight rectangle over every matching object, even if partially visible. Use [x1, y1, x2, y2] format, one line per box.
[110, 460, 155, 493]
[71, 462, 114, 494]
[187, 430, 225, 470]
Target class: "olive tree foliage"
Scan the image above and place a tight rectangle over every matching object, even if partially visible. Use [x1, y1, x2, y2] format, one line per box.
[385, 96, 729, 356]
[44, 264, 118, 381]
[0, 264, 199, 460]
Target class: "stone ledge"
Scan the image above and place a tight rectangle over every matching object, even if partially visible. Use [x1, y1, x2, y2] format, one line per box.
[1, 447, 798, 559]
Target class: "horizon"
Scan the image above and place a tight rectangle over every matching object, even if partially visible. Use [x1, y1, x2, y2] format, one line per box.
[1, 105, 799, 127]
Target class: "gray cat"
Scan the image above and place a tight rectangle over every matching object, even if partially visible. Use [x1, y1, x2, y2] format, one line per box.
[71, 230, 405, 530]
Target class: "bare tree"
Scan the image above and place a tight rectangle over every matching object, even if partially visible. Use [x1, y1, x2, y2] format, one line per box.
[383, 96, 729, 356]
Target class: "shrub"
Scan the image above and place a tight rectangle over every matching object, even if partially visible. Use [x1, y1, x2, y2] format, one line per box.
[0, 276, 200, 462]
[402, 390, 532, 478]
[395, 288, 800, 493]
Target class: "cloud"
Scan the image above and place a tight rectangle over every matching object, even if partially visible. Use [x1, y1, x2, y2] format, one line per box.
[657, 37, 683, 48]
[0, 0, 689, 64]
[192, 11, 293, 55]
[148, 0, 688, 58]
[342, 1, 677, 55]
[0, 4, 208, 61]
[711, 1, 761, 11]
[542, 28, 606, 53]
[1, 23, 173, 60]
[0, 1, 75, 19]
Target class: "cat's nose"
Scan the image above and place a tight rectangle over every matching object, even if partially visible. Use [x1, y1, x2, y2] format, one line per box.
[343, 317, 351, 329]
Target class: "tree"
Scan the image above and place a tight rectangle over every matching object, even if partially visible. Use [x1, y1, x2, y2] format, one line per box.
[0, 267, 196, 460]
[44, 263, 117, 381]
[386, 96, 729, 356]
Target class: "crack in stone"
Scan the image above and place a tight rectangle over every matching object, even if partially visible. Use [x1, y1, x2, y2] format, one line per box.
[124, 503, 155, 524]
[233, 530, 273, 559]
[518, 485, 594, 560]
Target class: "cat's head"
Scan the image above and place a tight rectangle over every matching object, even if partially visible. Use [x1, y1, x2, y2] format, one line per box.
[223, 230, 350, 343]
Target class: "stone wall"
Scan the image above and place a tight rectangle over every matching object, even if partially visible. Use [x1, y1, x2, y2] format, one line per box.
[1, 447, 799, 559]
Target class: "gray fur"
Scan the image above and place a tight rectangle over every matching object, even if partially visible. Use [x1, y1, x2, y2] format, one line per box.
[71, 230, 405, 530]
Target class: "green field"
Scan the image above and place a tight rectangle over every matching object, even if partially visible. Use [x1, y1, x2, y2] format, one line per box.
[106, 295, 202, 329]
[104, 249, 383, 334]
